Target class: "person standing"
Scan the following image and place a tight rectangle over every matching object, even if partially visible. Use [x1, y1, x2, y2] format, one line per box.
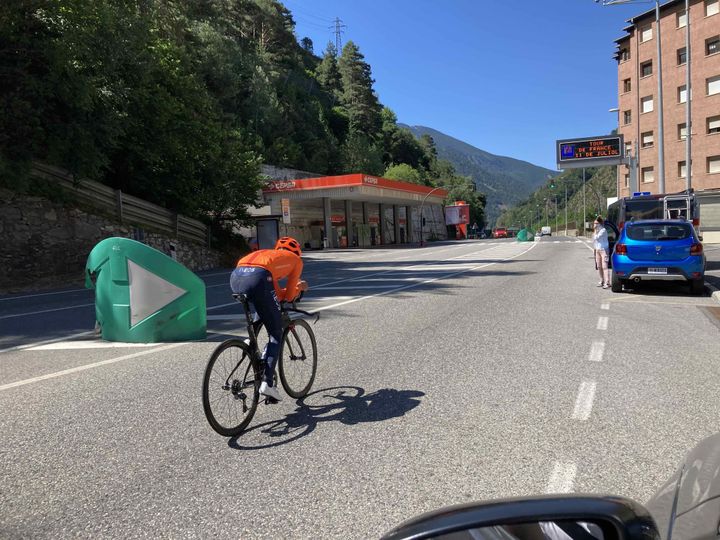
[592, 216, 610, 289]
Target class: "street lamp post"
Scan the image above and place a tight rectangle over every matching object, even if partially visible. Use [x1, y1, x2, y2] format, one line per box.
[419, 186, 445, 247]
[564, 185, 568, 236]
[599, 0, 666, 193]
[582, 167, 586, 238]
[554, 197, 558, 234]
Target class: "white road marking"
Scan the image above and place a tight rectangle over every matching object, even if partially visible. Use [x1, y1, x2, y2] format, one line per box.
[0, 288, 87, 302]
[312, 285, 397, 290]
[601, 303, 610, 310]
[207, 314, 246, 321]
[0, 331, 95, 355]
[312, 244, 537, 313]
[596, 316, 609, 331]
[588, 341, 605, 362]
[572, 381, 597, 421]
[0, 303, 95, 321]
[546, 462, 577, 493]
[0, 343, 186, 392]
[27, 341, 159, 351]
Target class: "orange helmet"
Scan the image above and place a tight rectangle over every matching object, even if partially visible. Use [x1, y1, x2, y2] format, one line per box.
[274, 236, 302, 257]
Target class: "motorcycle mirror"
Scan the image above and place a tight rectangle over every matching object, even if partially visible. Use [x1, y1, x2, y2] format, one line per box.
[381, 496, 660, 540]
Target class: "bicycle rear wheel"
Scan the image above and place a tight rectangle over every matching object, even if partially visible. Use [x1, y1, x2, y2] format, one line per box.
[278, 318, 317, 398]
[202, 339, 260, 437]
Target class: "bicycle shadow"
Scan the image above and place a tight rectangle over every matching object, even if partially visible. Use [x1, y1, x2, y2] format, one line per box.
[227, 386, 424, 450]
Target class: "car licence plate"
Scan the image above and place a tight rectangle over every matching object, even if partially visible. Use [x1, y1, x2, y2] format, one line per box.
[648, 268, 668, 275]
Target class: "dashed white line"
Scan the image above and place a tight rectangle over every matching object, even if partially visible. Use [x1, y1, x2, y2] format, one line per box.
[571, 381, 597, 421]
[546, 462, 577, 493]
[596, 316, 609, 331]
[588, 341, 605, 362]
[601, 303, 610, 310]
[0, 331, 95, 355]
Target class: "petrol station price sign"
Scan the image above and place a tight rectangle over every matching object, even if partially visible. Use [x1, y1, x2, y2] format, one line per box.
[556, 135, 624, 169]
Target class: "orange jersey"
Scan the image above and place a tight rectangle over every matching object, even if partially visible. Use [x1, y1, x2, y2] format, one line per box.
[236, 249, 303, 302]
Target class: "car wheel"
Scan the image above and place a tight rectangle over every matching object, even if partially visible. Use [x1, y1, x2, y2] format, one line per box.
[690, 278, 705, 295]
[611, 273, 623, 293]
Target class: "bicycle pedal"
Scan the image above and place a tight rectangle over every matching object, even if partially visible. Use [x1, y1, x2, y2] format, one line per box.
[264, 397, 279, 405]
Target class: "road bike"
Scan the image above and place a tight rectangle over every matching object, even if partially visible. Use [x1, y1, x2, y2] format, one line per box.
[202, 293, 318, 437]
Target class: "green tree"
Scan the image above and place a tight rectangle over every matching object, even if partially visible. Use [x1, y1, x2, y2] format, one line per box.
[315, 42, 341, 102]
[384, 163, 423, 184]
[341, 132, 384, 175]
[338, 40, 381, 137]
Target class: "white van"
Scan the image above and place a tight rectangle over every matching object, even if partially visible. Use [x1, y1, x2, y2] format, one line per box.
[541, 226, 552, 237]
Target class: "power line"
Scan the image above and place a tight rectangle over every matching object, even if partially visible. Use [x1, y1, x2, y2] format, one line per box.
[283, 1, 333, 23]
[329, 17, 346, 52]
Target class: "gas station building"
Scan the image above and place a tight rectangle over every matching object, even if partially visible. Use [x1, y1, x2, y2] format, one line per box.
[261, 174, 449, 249]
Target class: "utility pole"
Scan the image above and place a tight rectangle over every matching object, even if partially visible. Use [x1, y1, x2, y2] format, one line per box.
[564, 185, 568, 236]
[330, 17, 346, 52]
[582, 168, 586, 238]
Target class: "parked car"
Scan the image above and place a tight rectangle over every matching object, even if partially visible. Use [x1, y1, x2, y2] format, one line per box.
[493, 227, 508, 239]
[609, 219, 705, 294]
[540, 226, 552, 237]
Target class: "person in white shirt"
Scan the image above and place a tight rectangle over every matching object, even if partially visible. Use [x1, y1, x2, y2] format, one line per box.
[592, 216, 610, 289]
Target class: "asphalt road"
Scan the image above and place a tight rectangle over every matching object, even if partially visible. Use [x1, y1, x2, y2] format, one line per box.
[1, 237, 719, 539]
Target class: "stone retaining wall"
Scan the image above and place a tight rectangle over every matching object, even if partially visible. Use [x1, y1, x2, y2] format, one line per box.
[0, 188, 224, 294]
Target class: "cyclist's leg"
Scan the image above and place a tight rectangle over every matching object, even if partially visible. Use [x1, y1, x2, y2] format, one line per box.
[251, 272, 283, 385]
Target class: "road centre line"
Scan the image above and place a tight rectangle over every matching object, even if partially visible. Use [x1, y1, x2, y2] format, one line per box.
[0, 342, 185, 392]
[601, 303, 610, 310]
[588, 341, 605, 362]
[0, 303, 95, 321]
[0, 288, 87, 302]
[571, 381, 596, 421]
[207, 243, 504, 290]
[311, 243, 537, 314]
[546, 462, 577, 493]
[596, 316, 608, 331]
[2, 244, 533, 386]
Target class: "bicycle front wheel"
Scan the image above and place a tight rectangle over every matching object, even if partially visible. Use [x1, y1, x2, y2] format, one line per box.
[278, 318, 317, 398]
[202, 339, 260, 437]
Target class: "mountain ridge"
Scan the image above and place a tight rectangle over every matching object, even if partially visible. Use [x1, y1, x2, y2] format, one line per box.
[400, 124, 557, 225]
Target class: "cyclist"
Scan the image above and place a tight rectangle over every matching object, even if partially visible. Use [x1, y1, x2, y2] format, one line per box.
[230, 237, 307, 401]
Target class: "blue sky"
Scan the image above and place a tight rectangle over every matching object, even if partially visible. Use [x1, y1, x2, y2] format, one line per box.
[283, 0, 648, 171]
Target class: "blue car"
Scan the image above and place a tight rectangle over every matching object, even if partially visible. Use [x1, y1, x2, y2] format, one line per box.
[609, 219, 705, 294]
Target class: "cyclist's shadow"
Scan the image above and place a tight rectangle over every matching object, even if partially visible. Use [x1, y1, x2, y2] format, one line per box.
[227, 386, 424, 450]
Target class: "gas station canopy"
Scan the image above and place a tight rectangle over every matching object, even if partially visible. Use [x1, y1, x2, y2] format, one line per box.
[263, 174, 448, 205]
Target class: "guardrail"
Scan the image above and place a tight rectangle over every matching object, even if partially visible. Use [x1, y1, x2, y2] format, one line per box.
[32, 163, 209, 245]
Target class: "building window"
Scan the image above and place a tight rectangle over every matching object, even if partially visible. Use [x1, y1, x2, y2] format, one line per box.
[641, 131, 654, 147]
[677, 47, 687, 65]
[677, 10, 688, 27]
[678, 123, 687, 140]
[623, 110, 632, 125]
[707, 75, 720, 95]
[620, 48, 630, 62]
[642, 166, 655, 183]
[623, 78, 632, 93]
[706, 0, 719, 17]
[709, 156, 720, 174]
[640, 25, 653, 42]
[678, 161, 687, 178]
[625, 141, 632, 155]
[707, 36, 720, 55]
[678, 85, 688, 103]
[624, 173, 630, 187]
[641, 95, 654, 113]
[641, 60, 653, 77]
[708, 115, 720, 134]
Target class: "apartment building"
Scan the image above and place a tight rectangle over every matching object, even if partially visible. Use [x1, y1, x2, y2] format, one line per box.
[615, 0, 720, 197]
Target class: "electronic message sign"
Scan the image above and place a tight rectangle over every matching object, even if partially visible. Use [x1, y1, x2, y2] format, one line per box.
[556, 135, 624, 169]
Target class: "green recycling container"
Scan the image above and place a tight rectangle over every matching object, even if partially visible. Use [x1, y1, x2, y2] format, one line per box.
[85, 237, 207, 342]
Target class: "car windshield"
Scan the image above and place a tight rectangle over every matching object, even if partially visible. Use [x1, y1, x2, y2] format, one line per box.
[626, 223, 693, 241]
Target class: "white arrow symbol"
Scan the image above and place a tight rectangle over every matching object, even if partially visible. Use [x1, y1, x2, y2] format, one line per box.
[127, 260, 187, 326]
